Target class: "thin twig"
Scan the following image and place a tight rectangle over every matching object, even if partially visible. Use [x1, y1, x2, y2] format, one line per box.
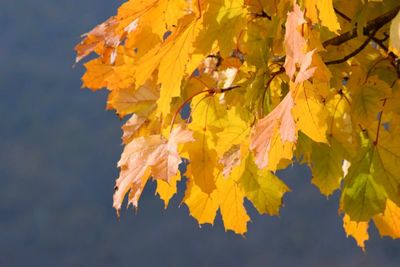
[325, 28, 379, 65]
[374, 98, 387, 145]
[371, 37, 389, 51]
[334, 8, 351, 23]
[261, 68, 285, 116]
[169, 85, 241, 131]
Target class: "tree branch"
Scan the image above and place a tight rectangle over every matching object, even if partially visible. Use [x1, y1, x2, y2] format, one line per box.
[323, 5, 400, 48]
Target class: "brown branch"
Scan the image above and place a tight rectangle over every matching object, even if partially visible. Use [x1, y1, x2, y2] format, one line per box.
[323, 5, 400, 48]
[325, 27, 379, 65]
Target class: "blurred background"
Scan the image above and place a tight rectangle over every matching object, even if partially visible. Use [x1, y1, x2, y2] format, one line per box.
[1, 1, 399, 266]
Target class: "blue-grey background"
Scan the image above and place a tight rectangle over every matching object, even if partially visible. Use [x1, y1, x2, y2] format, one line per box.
[1, 1, 399, 266]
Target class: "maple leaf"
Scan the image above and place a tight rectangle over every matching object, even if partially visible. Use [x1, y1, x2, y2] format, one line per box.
[341, 131, 400, 222]
[217, 174, 250, 235]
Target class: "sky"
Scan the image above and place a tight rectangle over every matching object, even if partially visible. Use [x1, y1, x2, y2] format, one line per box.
[1, 1, 399, 266]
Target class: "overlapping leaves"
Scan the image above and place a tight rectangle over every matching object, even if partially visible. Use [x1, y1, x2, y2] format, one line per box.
[76, 0, 400, 247]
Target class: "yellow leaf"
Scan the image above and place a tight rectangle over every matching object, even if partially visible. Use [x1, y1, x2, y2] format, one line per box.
[117, 0, 189, 39]
[196, 0, 247, 57]
[316, 0, 341, 34]
[217, 175, 250, 235]
[185, 137, 219, 194]
[373, 199, 400, 239]
[189, 95, 228, 148]
[343, 214, 369, 251]
[135, 14, 205, 116]
[156, 17, 204, 115]
[156, 173, 181, 209]
[303, 0, 319, 24]
[265, 127, 295, 171]
[183, 179, 219, 225]
[293, 81, 329, 143]
[215, 107, 251, 156]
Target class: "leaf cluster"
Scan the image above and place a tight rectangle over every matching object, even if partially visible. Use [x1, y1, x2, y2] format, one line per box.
[76, 0, 400, 248]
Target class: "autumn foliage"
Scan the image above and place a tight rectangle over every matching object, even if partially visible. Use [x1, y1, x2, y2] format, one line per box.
[76, 0, 400, 249]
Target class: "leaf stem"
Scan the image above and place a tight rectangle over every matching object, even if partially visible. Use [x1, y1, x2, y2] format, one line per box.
[374, 98, 387, 145]
[170, 85, 241, 131]
[261, 68, 285, 116]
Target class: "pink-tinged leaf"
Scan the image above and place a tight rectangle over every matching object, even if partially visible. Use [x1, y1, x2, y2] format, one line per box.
[113, 126, 194, 213]
[113, 136, 162, 212]
[121, 114, 147, 144]
[150, 126, 194, 181]
[250, 92, 297, 169]
[284, 3, 307, 80]
[294, 50, 317, 84]
[75, 17, 120, 63]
